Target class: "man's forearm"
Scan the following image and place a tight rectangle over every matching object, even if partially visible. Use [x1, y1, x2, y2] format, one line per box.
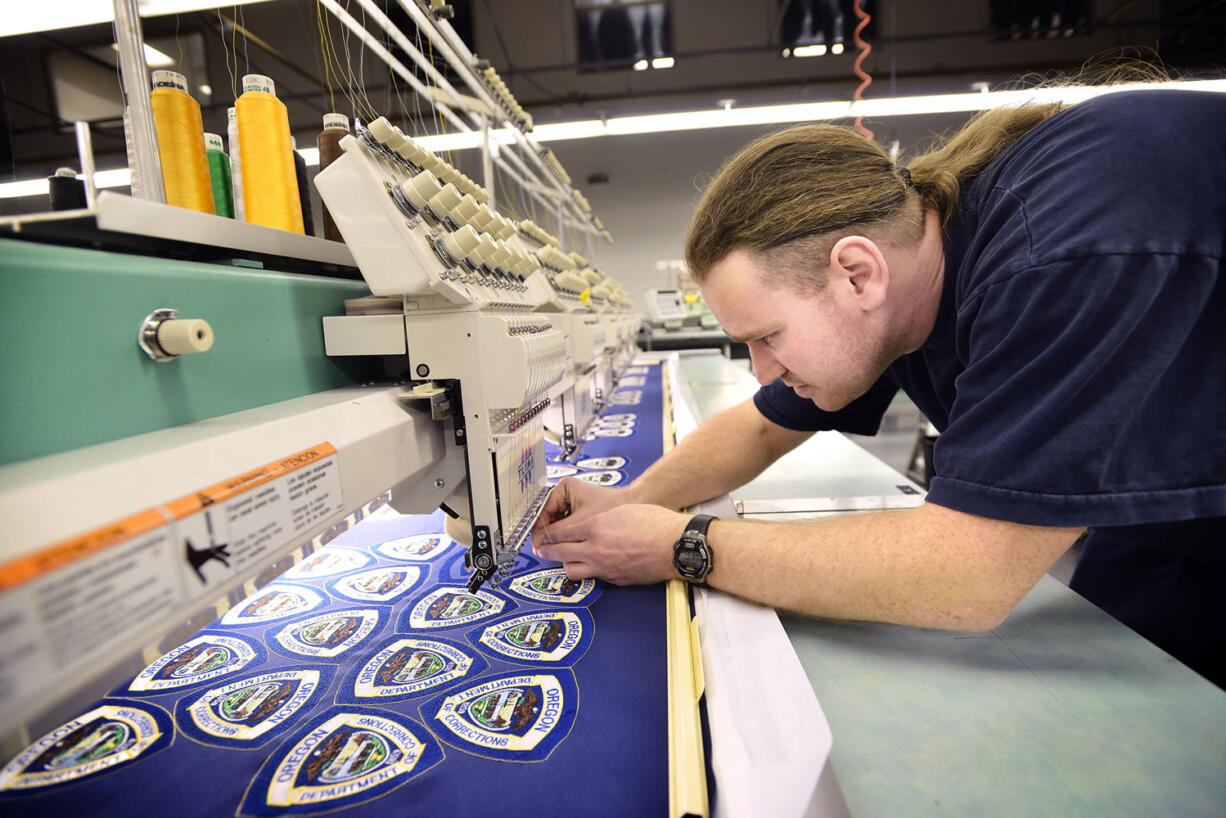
[629, 398, 810, 509]
[704, 503, 1082, 631]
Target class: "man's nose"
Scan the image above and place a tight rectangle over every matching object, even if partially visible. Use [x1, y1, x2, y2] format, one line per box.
[748, 341, 783, 386]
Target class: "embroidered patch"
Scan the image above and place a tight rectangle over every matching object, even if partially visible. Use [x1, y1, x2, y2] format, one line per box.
[375, 533, 456, 562]
[622, 366, 649, 375]
[576, 456, 627, 470]
[576, 469, 626, 485]
[546, 464, 578, 480]
[328, 566, 423, 603]
[617, 375, 646, 387]
[424, 672, 578, 761]
[0, 700, 172, 793]
[472, 610, 593, 667]
[268, 608, 385, 660]
[599, 412, 638, 421]
[239, 707, 443, 816]
[400, 587, 510, 630]
[128, 632, 264, 693]
[607, 389, 642, 406]
[588, 429, 635, 440]
[343, 636, 486, 702]
[221, 583, 325, 626]
[506, 568, 601, 605]
[177, 667, 335, 749]
[282, 547, 371, 580]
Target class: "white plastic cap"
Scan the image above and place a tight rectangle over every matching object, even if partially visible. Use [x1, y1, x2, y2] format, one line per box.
[442, 225, 482, 262]
[241, 74, 275, 95]
[471, 204, 497, 233]
[157, 318, 214, 356]
[472, 233, 499, 267]
[451, 194, 481, 225]
[323, 113, 350, 131]
[151, 70, 187, 91]
[367, 117, 396, 144]
[427, 183, 463, 216]
[401, 171, 443, 210]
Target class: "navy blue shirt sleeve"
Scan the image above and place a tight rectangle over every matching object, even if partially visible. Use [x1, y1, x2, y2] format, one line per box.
[924, 91, 1226, 529]
[926, 252, 1226, 528]
[753, 375, 899, 435]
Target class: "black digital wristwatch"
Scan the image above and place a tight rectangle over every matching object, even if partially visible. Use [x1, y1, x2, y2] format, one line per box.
[673, 513, 716, 586]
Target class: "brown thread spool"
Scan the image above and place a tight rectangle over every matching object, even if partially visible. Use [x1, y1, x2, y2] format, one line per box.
[317, 113, 349, 243]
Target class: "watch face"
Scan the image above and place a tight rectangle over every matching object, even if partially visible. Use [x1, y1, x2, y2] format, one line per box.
[674, 537, 710, 581]
[677, 549, 703, 571]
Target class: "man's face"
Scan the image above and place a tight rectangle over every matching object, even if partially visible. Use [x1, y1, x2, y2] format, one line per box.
[701, 249, 893, 412]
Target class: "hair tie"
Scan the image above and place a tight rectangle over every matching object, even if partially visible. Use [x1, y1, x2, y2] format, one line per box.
[899, 167, 913, 187]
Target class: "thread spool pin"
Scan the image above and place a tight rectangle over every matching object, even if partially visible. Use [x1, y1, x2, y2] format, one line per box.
[139, 308, 215, 362]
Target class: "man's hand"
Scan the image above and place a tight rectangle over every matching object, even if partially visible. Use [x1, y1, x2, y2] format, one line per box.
[532, 503, 688, 585]
[533, 475, 638, 534]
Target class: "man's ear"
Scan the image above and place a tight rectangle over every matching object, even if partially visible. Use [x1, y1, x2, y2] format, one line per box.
[828, 235, 889, 310]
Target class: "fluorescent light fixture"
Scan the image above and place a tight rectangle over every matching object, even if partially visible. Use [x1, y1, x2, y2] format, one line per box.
[3, 0, 273, 38]
[110, 42, 176, 67]
[831, 42, 844, 55]
[0, 167, 133, 200]
[633, 59, 649, 71]
[5, 80, 1225, 200]
[652, 56, 675, 69]
[793, 43, 828, 57]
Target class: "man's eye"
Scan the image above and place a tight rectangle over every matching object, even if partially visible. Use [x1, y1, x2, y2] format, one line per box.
[759, 334, 775, 347]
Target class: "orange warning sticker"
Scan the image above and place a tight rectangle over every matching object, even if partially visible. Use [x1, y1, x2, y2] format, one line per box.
[165, 443, 338, 519]
[0, 508, 166, 591]
[0, 443, 338, 591]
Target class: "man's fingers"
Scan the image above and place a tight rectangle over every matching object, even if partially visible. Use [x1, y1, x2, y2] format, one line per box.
[561, 561, 595, 581]
[533, 538, 586, 565]
[533, 478, 579, 531]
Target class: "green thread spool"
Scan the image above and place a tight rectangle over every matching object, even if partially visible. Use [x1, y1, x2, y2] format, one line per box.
[204, 132, 235, 219]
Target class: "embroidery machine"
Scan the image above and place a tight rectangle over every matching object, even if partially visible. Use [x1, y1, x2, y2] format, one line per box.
[0, 4, 626, 756]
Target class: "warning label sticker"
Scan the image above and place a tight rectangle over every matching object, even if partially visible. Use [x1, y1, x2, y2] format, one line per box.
[0, 444, 344, 727]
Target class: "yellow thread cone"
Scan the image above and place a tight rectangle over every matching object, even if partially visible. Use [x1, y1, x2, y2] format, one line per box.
[150, 70, 215, 215]
[236, 74, 303, 233]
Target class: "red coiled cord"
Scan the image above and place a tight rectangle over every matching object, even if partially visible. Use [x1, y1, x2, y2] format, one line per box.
[852, 0, 874, 140]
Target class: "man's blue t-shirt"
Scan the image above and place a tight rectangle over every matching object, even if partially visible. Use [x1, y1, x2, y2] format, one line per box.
[752, 90, 1226, 684]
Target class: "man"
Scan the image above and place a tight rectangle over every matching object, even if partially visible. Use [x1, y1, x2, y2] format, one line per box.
[533, 88, 1226, 687]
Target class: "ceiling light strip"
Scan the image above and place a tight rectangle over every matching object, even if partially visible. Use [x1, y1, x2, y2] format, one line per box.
[3, 80, 1224, 200]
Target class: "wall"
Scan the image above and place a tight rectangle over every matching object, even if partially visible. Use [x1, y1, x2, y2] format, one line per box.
[538, 109, 977, 307]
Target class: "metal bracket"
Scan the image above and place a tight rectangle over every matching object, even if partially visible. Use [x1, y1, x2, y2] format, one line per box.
[137, 307, 178, 362]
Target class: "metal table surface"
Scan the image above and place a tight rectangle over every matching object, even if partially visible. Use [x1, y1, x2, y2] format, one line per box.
[677, 351, 1226, 817]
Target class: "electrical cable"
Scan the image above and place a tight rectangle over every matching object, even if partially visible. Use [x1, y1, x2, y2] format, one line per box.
[851, 0, 874, 140]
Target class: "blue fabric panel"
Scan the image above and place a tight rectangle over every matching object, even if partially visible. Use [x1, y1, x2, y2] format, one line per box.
[1, 361, 673, 815]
